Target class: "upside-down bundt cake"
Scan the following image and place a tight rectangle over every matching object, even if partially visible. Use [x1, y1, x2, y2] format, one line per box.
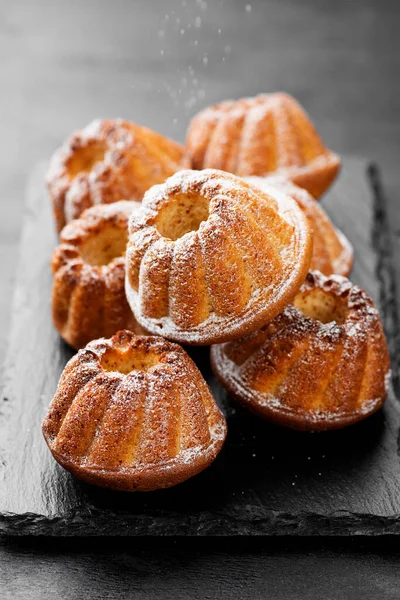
[52, 201, 145, 349]
[47, 119, 189, 232]
[245, 176, 353, 276]
[125, 169, 313, 345]
[211, 271, 390, 431]
[186, 92, 340, 198]
[42, 331, 227, 491]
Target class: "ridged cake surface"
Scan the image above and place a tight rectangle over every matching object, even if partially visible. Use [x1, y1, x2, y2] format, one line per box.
[42, 331, 227, 491]
[52, 201, 145, 349]
[246, 176, 353, 276]
[211, 271, 390, 431]
[125, 169, 313, 345]
[186, 92, 340, 198]
[47, 119, 189, 232]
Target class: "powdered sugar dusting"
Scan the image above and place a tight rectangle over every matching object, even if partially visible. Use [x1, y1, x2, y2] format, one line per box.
[211, 270, 390, 430]
[44, 331, 227, 490]
[125, 169, 311, 345]
[246, 175, 354, 277]
[47, 119, 187, 230]
[186, 93, 340, 198]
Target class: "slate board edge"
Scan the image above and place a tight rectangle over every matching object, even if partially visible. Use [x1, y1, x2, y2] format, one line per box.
[3, 508, 400, 536]
[1, 162, 400, 537]
[369, 164, 400, 398]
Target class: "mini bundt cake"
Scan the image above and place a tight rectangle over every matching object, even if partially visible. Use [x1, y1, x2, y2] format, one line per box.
[52, 201, 145, 349]
[246, 176, 353, 276]
[47, 119, 189, 232]
[211, 271, 390, 431]
[42, 331, 227, 491]
[125, 169, 313, 345]
[186, 92, 340, 198]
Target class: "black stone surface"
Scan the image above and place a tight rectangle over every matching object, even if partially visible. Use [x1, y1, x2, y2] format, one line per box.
[2, 537, 400, 600]
[1, 158, 399, 536]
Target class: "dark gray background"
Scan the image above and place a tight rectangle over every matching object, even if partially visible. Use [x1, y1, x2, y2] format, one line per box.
[1, 0, 400, 597]
[2, 0, 400, 362]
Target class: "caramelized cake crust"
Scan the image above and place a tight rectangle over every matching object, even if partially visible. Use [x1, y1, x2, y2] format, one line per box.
[246, 176, 353, 276]
[43, 330, 227, 491]
[211, 271, 390, 431]
[186, 93, 340, 198]
[52, 201, 145, 349]
[47, 119, 189, 232]
[125, 169, 313, 345]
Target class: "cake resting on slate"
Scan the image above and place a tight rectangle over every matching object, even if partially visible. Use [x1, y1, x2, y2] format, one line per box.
[42, 92, 390, 491]
[43, 331, 227, 491]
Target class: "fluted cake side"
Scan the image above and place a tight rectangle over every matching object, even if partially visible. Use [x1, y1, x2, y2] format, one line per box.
[125, 169, 313, 345]
[186, 92, 340, 198]
[47, 119, 189, 232]
[245, 175, 353, 277]
[211, 271, 390, 431]
[42, 331, 227, 491]
[52, 201, 145, 349]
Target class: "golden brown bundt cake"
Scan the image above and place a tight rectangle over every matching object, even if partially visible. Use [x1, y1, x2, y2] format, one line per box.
[186, 92, 340, 198]
[52, 201, 146, 350]
[42, 330, 227, 491]
[47, 119, 189, 232]
[125, 169, 313, 345]
[245, 176, 353, 276]
[211, 271, 390, 431]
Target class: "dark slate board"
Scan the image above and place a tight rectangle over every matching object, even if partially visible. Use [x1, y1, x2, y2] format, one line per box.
[1, 158, 399, 536]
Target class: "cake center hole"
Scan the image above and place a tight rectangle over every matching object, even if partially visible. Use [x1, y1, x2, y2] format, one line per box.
[67, 141, 106, 178]
[79, 226, 128, 266]
[155, 194, 210, 240]
[293, 289, 348, 325]
[100, 349, 160, 374]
